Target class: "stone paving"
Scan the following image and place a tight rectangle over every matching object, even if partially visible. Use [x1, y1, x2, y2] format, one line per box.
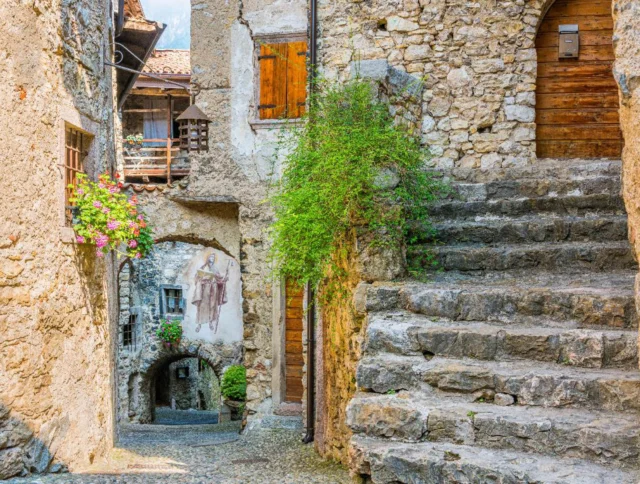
[9, 424, 350, 484]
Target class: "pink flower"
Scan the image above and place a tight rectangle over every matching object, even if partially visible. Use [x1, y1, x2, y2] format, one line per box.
[109, 186, 118, 194]
[96, 250, 104, 258]
[128, 221, 138, 229]
[128, 239, 138, 248]
[95, 233, 109, 248]
[93, 201, 102, 209]
[98, 183, 106, 189]
[134, 252, 142, 259]
[76, 189, 84, 195]
[76, 235, 85, 244]
[107, 220, 120, 231]
[102, 207, 111, 214]
[137, 215, 144, 221]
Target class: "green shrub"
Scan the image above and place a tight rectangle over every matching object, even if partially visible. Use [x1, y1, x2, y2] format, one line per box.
[221, 365, 247, 401]
[267, 77, 445, 290]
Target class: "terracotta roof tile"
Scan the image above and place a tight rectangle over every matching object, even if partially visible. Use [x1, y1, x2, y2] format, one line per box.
[143, 49, 191, 76]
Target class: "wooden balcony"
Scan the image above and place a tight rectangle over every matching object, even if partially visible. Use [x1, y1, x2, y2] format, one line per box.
[123, 138, 189, 184]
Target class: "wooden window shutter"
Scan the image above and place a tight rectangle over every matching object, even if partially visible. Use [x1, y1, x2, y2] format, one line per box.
[286, 41, 308, 118]
[259, 43, 288, 120]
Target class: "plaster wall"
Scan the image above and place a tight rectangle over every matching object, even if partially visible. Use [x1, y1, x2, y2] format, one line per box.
[0, 0, 117, 479]
[188, 0, 307, 416]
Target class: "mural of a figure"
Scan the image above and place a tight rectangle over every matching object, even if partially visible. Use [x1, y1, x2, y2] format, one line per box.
[191, 254, 232, 333]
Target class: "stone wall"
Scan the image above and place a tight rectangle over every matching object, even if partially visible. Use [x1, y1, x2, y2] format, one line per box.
[318, 0, 553, 170]
[0, 0, 117, 479]
[615, 0, 640, 288]
[117, 241, 242, 423]
[189, 0, 307, 416]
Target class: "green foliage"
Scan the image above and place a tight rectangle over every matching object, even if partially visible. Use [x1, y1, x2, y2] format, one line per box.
[155, 318, 183, 344]
[71, 173, 154, 259]
[267, 78, 445, 288]
[221, 365, 247, 401]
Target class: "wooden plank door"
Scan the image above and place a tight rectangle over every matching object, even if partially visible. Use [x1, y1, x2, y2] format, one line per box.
[284, 280, 304, 403]
[536, 0, 622, 159]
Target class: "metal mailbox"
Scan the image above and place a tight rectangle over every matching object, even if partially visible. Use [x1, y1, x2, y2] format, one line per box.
[559, 24, 579, 59]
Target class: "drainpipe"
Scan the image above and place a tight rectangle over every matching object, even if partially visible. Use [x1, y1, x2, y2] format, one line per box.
[302, 0, 319, 446]
[302, 283, 316, 443]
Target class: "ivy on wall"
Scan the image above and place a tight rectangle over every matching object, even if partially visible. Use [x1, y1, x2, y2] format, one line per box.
[267, 78, 444, 289]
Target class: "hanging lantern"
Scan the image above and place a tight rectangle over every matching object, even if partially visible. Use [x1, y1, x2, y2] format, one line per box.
[176, 104, 211, 153]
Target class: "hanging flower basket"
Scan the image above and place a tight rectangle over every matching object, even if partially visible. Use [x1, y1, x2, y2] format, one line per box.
[70, 173, 154, 259]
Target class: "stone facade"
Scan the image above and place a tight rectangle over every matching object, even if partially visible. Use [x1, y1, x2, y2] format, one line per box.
[116, 241, 241, 424]
[186, 0, 308, 416]
[0, 0, 118, 479]
[317, 0, 555, 170]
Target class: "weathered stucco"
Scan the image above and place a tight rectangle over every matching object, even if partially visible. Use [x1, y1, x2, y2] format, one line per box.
[190, 0, 307, 416]
[0, 0, 117, 479]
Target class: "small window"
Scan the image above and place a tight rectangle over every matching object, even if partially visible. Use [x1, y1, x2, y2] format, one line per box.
[257, 40, 308, 120]
[64, 127, 91, 226]
[162, 286, 184, 316]
[123, 313, 137, 351]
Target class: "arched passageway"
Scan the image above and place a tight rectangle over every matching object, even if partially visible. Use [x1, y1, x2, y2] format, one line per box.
[535, 0, 622, 158]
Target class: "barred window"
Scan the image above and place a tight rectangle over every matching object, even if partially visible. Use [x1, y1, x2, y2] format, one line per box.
[123, 313, 137, 351]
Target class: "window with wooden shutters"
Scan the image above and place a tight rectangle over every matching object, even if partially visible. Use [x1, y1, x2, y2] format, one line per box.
[64, 126, 92, 226]
[257, 39, 308, 120]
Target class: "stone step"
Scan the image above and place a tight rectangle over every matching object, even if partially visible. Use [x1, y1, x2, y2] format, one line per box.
[416, 214, 629, 245]
[350, 435, 639, 484]
[449, 175, 621, 203]
[365, 313, 638, 369]
[410, 241, 635, 272]
[347, 392, 640, 468]
[363, 272, 637, 328]
[444, 158, 621, 184]
[430, 193, 625, 221]
[356, 355, 640, 412]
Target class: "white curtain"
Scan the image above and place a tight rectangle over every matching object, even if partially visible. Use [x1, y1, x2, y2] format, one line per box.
[143, 98, 169, 146]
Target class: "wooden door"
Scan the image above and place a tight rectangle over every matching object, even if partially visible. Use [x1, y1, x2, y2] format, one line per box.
[536, 0, 622, 159]
[284, 281, 304, 403]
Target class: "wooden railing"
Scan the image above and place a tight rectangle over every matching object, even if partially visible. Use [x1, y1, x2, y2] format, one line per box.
[122, 138, 189, 184]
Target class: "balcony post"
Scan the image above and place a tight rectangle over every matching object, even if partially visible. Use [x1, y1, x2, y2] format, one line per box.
[166, 137, 172, 185]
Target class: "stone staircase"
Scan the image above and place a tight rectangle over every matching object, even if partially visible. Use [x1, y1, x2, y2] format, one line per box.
[347, 159, 640, 483]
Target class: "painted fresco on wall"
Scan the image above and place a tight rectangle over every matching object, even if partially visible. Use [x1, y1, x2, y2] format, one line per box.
[181, 248, 242, 344]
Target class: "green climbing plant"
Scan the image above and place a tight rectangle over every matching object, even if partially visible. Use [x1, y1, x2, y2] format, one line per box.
[267, 77, 445, 291]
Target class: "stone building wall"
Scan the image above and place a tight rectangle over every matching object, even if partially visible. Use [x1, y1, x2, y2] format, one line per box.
[317, 0, 550, 170]
[615, 0, 640, 289]
[189, 0, 308, 416]
[117, 241, 241, 423]
[0, 0, 117, 479]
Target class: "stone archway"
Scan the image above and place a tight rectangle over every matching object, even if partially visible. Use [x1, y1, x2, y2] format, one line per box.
[128, 338, 242, 423]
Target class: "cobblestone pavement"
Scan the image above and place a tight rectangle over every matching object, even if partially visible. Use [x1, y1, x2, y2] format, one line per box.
[9, 424, 351, 484]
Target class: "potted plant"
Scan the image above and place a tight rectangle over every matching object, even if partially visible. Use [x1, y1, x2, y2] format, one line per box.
[70, 173, 154, 259]
[220, 365, 246, 421]
[156, 318, 183, 349]
[125, 133, 144, 150]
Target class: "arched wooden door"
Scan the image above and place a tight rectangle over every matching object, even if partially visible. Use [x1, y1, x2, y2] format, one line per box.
[535, 0, 622, 159]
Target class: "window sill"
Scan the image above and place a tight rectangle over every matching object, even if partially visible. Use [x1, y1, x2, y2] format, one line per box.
[250, 118, 304, 130]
